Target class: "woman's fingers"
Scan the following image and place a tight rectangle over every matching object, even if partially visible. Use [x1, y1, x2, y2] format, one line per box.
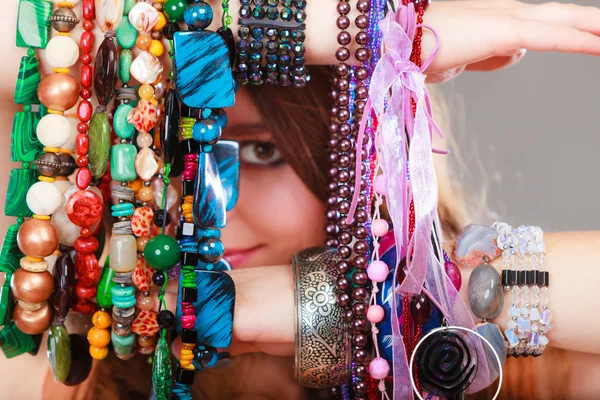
[517, 2, 600, 36]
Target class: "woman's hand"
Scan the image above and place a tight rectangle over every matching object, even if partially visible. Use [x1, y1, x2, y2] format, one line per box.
[421, 0, 600, 81]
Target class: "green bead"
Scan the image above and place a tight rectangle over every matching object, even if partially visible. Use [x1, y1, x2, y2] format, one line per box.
[119, 50, 133, 84]
[116, 19, 137, 50]
[14, 56, 40, 104]
[47, 324, 71, 382]
[110, 331, 135, 356]
[88, 112, 111, 180]
[110, 144, 137, 181]
[144, 235, 181, 271]
[123, 0, 136, 14]
[164, 0, 189, 22]
[114, 104, 135, 139]
[0, 221, 24, 275]
[0, 321, 36, 359]
[16, 0, 52, 49]
[10, 111, 42, 162]
[96, 264, 115, 308]
[5, 168, 38, 217]
[0, 279, 14, 326]
[152, 334, 172, 399]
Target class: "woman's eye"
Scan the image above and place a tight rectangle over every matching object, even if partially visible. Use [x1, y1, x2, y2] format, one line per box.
[239, 141, 285, 167]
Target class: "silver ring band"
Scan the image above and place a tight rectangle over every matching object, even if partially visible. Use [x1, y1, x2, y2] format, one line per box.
[292, 247, 350, 389]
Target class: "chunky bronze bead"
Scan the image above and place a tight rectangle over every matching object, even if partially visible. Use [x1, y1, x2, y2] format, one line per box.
[13, 302, 53, 335]
[38, 73, 80, 111]
[11, 268, 54, 304]
[34, 152, 62, 177]
[17, 218, 59, 258]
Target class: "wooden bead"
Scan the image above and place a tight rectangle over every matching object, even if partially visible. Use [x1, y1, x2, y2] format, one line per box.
[13, 301, 53, 335]
[11, 268, 54, 303]
[38, 73, 80, 111]
[17, 218, 58, 258]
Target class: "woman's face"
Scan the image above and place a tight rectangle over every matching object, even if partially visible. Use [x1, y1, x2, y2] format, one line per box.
[220, 88, 327, 268]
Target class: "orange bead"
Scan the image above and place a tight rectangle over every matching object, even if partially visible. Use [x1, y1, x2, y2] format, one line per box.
[137, 187, 154, 202]
[136, 35, 152, 50]
[129, 179, 143, 194]
[92, 310, 112, 329]
[153, 12, 166, 31]
[149, 40, 164, 57]
[138, 84, 155, 100]
[88, 326, 110, 348]
[89, 345, 109, 360]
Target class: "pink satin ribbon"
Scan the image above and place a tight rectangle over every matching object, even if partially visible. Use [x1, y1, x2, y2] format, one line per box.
[346, 4, 491, 397]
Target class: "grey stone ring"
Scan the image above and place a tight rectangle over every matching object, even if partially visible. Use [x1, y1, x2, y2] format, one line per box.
[292, 247, 351, 389]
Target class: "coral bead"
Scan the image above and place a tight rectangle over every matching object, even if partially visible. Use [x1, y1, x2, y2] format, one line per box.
[366, 305, 385, 323]
[88, 326, 111, 348]
[92, 310, 112, 329]
[366, 260, 388, 283]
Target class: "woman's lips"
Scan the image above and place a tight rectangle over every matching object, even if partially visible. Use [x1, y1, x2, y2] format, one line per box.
[223, 245, 264, 268]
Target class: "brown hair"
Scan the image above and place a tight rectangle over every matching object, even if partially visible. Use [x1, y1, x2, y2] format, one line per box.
[95, 66, 570, 399]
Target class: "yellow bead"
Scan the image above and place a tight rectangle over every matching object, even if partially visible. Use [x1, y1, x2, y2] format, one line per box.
[88, 327, 111, 348]
[153, 12, 167, 31]
[138, 84, 155, 100]
[90, 345, 109, 360]
[47, 109, 63, 115]
[38, 176, 55, 183]
[92, 310, 112, 329]
[137, 187, 154, 202]
[53, 68, 70, 74]
[32, 215, 51, 221]
[129, 179, 143, 194]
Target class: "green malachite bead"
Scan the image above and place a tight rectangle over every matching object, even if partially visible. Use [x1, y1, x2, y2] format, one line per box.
[48, 324, 71, 382]
[0, 279, 14, 326]
[5, 168, 38, 217]
[110, 144, 137, 181]
[88, 112, 111, 180]
[114, 104, 135, 139]
[14, 56, 41, 104]
[144, 235, 181, 271]
[0, 321, 36, 359]
[164, 0, 189, 22]
[123, 0, 136, 14]
[119, 50, 133, 84]
[152, 334, 172, 399]
[11, 111, 42, 162]
[116, 19, 137, 50]
[0, 221, 24, 275]
[16, 0, 52, 49]
[96, 265, 114, 308]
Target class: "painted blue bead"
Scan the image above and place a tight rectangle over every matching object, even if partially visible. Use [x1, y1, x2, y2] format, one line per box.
[183, 2, 213, 31]
[192, 119, 221, 145]
[211, 108, 228, 129]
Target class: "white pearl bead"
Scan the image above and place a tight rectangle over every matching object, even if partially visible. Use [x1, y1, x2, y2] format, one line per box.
[37, 114, 70, 148]
[51, 205, 79, 246]
[45, 36, 79, 69]
[109, 235, 137, 272]
[26, 181, 62, 216]
[62, 117, 78, 151]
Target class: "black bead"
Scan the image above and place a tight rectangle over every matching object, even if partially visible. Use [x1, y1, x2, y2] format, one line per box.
[175, 366, 195, 385]
[153, 210, 171, 228]
[538, 271, 549, 286]
[180, 329, 197, 344]
[502, 270, 509, 287]
[157, 310, 175, 328]
[517, 270, 526, 286]
[508, 270, 518, 286]
[194, 345, 219, 368]
[180, 251, 199, 267]
[163, 22, 180, 40]
[183, 180, 195, 196]
[161, 89, 180, 164]
[527, 270, 537, 286]
[152, 271, 166, 287]
[182, 287, 198, 303]
[217, 27, 236, 66]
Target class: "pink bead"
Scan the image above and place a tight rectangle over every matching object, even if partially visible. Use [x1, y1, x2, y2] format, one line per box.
[372, 218, 389, 237]
[445, 261, 462, 291]
[181, 315, 196, 329]
[374, 174, 387, 196]
[136, 293, 155, 311]
[367, 305, 385, 323]
[369, 357, 390, 380]
[367, 260, 389, 283]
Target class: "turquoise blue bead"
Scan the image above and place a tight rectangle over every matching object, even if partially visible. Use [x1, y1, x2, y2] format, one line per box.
[192, 119, 221, 145]
[111, 203, 134, 217]
[123, 0, 136, 14]
[116, 18, 138, 50]
[110, 331, 135, 357]
[114, 104, 135, 139]
[111, 285, 136, 308]
[120, 50, 133, 84]
[184, 2, 213, 30]
[211, 109, 228, 129]
[110, 144, 137, 182]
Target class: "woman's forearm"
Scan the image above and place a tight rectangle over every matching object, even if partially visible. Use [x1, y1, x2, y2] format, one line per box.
[229, 231, 600, 355]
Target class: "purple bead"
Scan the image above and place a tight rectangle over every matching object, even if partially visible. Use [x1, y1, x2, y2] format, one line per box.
[541, 310, 552, 325]
[444, 261, 462, 291]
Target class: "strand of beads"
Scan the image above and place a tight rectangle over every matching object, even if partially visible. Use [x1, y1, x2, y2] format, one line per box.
[0, 0, 53, 358]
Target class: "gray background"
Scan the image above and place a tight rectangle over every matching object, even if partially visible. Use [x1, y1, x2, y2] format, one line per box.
[439, 0, 600, 231]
